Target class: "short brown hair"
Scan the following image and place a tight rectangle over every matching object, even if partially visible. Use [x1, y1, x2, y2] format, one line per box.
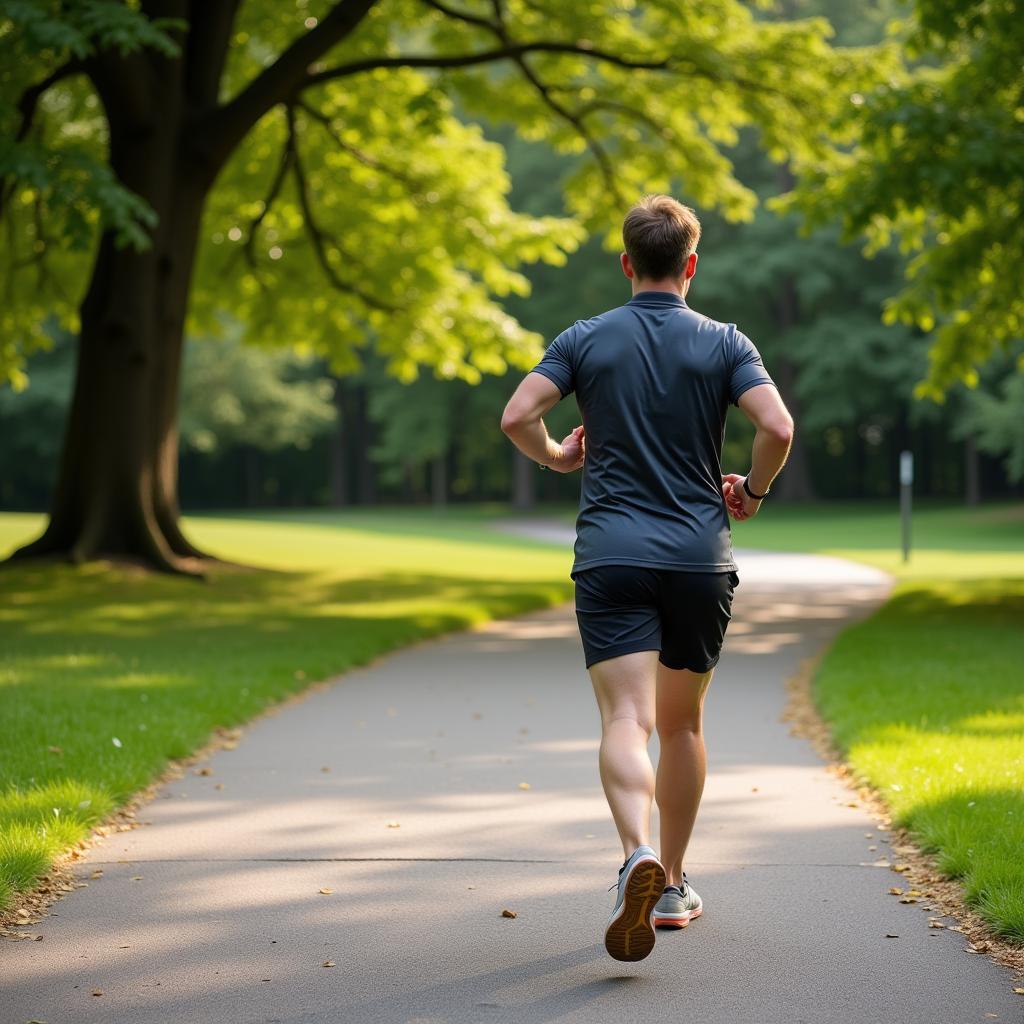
[622, 195, 701, 281]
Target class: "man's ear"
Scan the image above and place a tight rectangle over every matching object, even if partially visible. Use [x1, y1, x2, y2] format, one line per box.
[620, 252, 634, 279]
[685, 251, 698, 279]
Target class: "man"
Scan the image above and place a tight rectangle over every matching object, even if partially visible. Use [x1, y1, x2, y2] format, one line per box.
[500, 194, 794, 962]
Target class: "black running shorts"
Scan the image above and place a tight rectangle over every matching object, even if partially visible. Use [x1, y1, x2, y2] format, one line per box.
[573, 564, 739, 672]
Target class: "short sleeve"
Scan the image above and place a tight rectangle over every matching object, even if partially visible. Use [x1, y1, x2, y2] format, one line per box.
[729, 326, 775, 406]
[529, 324, 576, 399]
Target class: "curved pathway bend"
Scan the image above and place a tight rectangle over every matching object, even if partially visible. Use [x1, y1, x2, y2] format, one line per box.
[4, 519, 1020, 1024]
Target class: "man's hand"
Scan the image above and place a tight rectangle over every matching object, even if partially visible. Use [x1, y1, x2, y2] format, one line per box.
[723, 473, 761, 521]
[547, 425, 585, 473]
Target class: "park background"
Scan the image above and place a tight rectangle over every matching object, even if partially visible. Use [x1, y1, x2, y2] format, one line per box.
[1, 0, 1022, 971]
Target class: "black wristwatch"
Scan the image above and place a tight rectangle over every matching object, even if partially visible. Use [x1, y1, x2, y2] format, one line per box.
[743, 476, 768, 500]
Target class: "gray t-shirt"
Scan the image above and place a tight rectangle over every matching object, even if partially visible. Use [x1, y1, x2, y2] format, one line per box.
[529, 290, 775, 579]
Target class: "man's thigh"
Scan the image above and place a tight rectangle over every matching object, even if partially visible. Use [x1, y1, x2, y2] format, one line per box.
[655, 569, 738, 673]
[573, 564, 663, 670]
[588, 649, 660, 730]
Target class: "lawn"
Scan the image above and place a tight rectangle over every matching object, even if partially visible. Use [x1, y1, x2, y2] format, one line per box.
[735, 500, 1024, 941]
[0, 507, 575, 914]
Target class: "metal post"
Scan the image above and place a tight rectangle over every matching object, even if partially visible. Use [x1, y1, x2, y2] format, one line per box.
[899, 450, 914, 563]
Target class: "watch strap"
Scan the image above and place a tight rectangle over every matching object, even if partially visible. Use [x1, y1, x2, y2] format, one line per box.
[743, 476, 768, 500]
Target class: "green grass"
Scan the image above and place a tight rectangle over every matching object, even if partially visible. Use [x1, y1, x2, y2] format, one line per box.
[0, 507, 575, 913]
[729, 499, 1024, 941]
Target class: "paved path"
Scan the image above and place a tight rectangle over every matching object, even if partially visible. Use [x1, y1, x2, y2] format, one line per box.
[6, 523, 1021, 1023]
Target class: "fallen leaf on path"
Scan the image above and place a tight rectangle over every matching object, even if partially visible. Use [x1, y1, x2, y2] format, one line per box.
[33, 934, 43, 941]
[48, 745, 63, 754]
[472, 712, 483, 720]
[888, 888, 903, 895]
[864, 833, 873, 838]
[119, 944, 130, 948]
[319, 887, 334, 895]
[751, 787, 759, 793]
[386, 821, 401, 828]
[501, 909, 517, 918]
[885, 933, 899, 938]
[518, 782, 531, 790]
[130, 876, 143, 881]
[891, 863, 911, 873]
[899, 896, 920, 904]
[928, 921, 945, 929]
[1013, 987, 1024, 994]
[967, 941, 991, 954]
[90, 870, 103, 879]
[214, 783, 224, 790]
[16, 909, 30, 919]
[320, 766, 331, 773]
[195, 767, 212, 776]
[322, 960, 335, 968]
[92, 989, 103, 996]
[868, 846, 877, 851]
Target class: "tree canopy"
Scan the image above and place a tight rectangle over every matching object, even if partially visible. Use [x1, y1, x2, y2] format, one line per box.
[2, 0, 879, 391]
[782, 0, 1024, 398]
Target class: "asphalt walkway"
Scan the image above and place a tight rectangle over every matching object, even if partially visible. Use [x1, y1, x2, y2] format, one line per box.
[5, 523, 1021, 1023]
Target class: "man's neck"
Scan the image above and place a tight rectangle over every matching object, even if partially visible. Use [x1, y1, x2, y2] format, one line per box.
[631, 278, 686, 297]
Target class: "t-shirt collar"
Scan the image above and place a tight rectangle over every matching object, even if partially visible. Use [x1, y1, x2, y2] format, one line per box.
[627, 290, 688, 307]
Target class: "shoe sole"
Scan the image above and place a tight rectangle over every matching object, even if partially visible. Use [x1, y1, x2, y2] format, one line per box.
[653, 904, 703, 929]
[604, 856, 666, 962]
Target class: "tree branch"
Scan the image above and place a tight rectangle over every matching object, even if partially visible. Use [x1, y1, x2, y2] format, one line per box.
[285, 106, 397, 313]
[296, 100, 421, 191]
[196, 0, 380, 172]
[301, 41, 669, 89]
[14, 61, 84, 143]
[184, 0, 243, 110]
[420, 0, 497, 34]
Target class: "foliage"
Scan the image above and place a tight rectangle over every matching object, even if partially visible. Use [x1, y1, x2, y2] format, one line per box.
[780, 0, 1024, 397]
[1, 0, 885, 392]
[0, 1, 182, 388]
[955, 346, 1024, 483]
[179, 327, 336, 454]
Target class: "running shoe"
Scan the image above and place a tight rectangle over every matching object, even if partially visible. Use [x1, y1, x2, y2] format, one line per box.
[604, 844, 666, 961]
[652, 872, 703, 929]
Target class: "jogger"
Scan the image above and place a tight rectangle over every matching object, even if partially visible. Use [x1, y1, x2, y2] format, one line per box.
[501, 193, 794, 961]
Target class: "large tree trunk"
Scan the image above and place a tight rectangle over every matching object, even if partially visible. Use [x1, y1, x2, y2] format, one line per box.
[8, 40, 217, 575]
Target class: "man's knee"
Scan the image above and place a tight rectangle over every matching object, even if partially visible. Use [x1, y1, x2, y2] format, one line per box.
[603, 709, 656, 738]
[656, 714, 703, 741]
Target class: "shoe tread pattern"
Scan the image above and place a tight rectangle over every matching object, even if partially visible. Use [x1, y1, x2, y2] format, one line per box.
[604, 858, 666, 962]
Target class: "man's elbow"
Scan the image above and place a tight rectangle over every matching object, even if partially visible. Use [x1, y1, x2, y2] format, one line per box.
[771, 414, 795, 447]
[500, 406, 522, 435]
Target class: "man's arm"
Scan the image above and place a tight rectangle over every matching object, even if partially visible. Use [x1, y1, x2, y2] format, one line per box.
[500, 372, 585, 473]
[726, 383, 795, 520]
